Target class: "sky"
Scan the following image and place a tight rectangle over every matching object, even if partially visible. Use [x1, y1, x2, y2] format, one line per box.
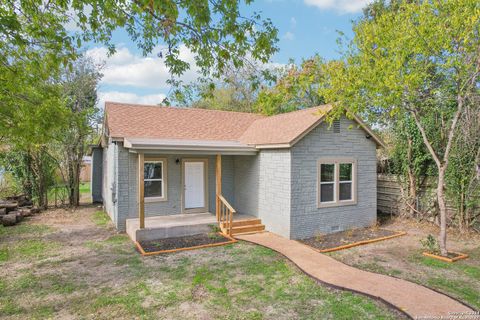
[81, 0, 372, 108]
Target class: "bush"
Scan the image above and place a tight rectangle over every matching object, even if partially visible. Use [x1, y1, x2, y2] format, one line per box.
[420, 234, 440, 255]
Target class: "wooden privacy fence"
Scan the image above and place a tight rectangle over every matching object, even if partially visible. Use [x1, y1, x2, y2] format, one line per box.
[377, 174, 456, 216]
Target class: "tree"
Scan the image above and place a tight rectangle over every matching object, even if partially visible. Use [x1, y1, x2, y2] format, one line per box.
[323, 0, 480, 255]
[389, 114, 435, 218]
[167, 60, 276, 112]
[255, 55, 327, 115]
[55, 55, 103, 206]
[1, 0, 278, 146]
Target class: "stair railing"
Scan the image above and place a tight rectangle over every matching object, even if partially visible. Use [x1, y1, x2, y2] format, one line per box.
[216, 194, 235, 236]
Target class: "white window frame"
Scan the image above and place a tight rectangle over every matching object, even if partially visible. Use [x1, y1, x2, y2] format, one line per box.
[317, 158, 357, 208]
[143, 157, 167, 202]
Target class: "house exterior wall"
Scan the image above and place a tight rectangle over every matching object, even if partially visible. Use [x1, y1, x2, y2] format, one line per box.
[111, 150, 236, 232]
[258, 149, 291, 238]
[290, 116, 377, 239]
[91, 147, 103, 203]
[233, 155, 260, 216]
[102, 142, 117, 223]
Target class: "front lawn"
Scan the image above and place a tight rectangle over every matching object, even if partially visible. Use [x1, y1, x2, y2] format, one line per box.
[328, 218, 480, 310]
[0, 207, 403, 319]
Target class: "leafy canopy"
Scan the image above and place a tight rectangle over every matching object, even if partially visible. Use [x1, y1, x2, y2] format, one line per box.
[323, 0, 479, 124]
[1, 0, 278, 79]
[255, 55, 328, 115]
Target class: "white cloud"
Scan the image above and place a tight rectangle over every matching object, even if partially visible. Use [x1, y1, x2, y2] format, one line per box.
[304, 0, 372, 13]
[97, 91, 167, 108]
[290, 17, 297, 28]
[86, 44, 200, 90]
[283, 31, 295, 41]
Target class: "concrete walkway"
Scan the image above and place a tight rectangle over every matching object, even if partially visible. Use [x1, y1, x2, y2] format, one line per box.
[236, 232, 474, 319]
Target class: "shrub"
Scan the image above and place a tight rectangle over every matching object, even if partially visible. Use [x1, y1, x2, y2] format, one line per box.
[421, 234, 441, 255]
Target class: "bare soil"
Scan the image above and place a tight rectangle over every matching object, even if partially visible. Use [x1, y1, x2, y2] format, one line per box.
[300, 227, 398, 251]
[139, 233, 233, 252]
[329, 214, 480, 309]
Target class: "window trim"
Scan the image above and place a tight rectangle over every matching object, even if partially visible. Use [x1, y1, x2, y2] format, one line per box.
[317, 158, 357, 208]
[143, 157, 168, 202]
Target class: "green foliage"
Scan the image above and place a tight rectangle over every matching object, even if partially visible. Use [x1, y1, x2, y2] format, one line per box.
[445, 105, 480, 229]
[255, 55, 327, 115]
[167, 61, 277, 113]
[0, 148, 58, 207]
[1, 0, 278, 95]
[321, 0, 480, 250]
[53, 55, 102, 206]
[0, 172, 22, 199]
[420, 234, 440, 255]
[389, 115, 434, 177]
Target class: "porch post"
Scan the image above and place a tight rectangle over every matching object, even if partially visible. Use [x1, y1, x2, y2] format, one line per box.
[138, 153, 145, 229]
[216, 154, 222, 221]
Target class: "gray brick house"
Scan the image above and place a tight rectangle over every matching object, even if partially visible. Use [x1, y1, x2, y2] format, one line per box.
[91, 102, 383, 240]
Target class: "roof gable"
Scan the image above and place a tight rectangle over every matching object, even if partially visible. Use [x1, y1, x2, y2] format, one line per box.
[239, 105, 333, 146]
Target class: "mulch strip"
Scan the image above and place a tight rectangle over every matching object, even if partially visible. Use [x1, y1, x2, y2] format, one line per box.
[136, 232, 237, 256]
[299, 228, 406, 253]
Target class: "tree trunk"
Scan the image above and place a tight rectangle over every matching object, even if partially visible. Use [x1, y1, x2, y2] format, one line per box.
[407, 137, 417, 217]
[437, 166, 448, 256]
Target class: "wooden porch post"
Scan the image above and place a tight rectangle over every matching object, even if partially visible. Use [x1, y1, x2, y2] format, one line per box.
[216, 154, 222, 221]
[138, 153, 145, 229]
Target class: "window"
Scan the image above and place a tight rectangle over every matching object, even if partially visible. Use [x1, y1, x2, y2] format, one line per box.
[143, 159, 166, 200]
[318, 159, 356, 207]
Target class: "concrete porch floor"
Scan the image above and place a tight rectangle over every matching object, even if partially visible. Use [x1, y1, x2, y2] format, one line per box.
[126, 212, 256, 242]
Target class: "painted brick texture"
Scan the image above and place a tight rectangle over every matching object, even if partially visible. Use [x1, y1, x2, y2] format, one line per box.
[290, 117, 377, 239]
[113, 150, 236, 231]
[258, 150, 291, 238]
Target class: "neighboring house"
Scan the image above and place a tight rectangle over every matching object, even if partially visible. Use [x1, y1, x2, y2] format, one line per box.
[91, 102, 383, 240]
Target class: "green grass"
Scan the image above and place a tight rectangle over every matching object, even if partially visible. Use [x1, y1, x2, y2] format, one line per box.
[46, 182, 89, 205]
[91, 210, 110, 227]
[79, 182, 90, 194]
[427, 277, 479, 308]
[0, 224, 53, 238]
[0, 208, 402, 320]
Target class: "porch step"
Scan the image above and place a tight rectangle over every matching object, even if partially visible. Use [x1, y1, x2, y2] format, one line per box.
[221, 218, 262, 228]
[231, 224, 265, 235]
[220, 217, 265, 236]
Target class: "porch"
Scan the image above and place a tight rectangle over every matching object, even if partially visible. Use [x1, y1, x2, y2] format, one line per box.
[124, 138, 265, 241]
[126, 212, 262, 242]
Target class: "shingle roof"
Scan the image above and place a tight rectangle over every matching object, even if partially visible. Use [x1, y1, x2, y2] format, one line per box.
[105, 102, 264, 141]
[239, 105, 332, 145]
[104, 102, 383, 148]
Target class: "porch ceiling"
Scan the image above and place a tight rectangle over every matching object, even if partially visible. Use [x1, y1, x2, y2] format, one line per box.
[124, 137, 258, 155]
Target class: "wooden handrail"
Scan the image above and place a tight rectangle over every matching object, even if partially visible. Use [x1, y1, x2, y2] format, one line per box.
[216, 194, 235, 236]
[218, 195, 236, 213]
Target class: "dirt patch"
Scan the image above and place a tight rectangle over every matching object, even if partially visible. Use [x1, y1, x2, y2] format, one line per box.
[300, 227, 401, 251]
[329, 216, 480, 310]
[139, 233, 233, 253]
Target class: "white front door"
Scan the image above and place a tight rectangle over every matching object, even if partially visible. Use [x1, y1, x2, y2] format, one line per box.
[184, 161, 206, 210]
